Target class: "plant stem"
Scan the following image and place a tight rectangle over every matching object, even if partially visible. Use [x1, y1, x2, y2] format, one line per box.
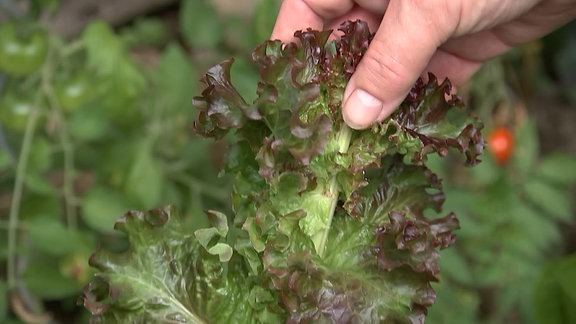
[317, 124, 352, 257]
[60, 128, 78, 228]
[44, 84, 78, 229]
[7, 101, 41, 290]
[7, 41, 62, 289]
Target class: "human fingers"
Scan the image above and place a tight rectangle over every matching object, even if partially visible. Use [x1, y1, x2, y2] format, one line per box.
[424, 49, 484, 86]
[342, 0, 459, 129]
[417, 30, 510, 87]
[270, 0, 354, 42]
[424, 0, 576, 85]
[441, 0, 576, 58]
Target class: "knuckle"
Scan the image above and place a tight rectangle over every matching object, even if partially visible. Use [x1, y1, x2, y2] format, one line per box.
[404, 0, 459, 37]
[357, 46, 409, 95]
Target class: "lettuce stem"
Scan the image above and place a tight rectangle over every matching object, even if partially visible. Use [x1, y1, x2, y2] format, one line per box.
[317, 124, 352, 257]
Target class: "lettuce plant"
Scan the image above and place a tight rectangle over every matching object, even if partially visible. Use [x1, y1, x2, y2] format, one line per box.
[80, 21, 483, 323]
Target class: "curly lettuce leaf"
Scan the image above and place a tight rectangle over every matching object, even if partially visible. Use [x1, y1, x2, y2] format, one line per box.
[84, 20, 483, 323]
[79, 206, 261, 323]
[194, 20, 482, 242]
[263, 156, 460, 323]
[391, 75, 484, 165]
[192, 20, 482, 321]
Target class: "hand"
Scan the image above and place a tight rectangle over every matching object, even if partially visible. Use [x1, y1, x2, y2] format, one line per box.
[271, 0, 576, 129]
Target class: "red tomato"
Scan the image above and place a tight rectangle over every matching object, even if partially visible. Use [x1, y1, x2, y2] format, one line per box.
[488, 127, 514, 165]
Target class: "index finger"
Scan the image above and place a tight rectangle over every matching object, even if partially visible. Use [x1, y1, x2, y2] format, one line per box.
[270, 0, 353, 42]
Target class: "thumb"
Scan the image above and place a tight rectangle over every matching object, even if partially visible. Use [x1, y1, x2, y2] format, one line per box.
[342, 1, 455, 129]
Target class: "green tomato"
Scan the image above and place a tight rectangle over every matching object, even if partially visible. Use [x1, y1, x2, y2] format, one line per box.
[0, 23, 49, 76]
[95, 76, 141, 127]
[55, 76, 94, 113]
[0, 93, 37, 132]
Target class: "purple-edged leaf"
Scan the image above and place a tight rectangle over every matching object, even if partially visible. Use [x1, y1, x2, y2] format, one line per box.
[85, 20, 483, 323]
[391, 75, 484, 165]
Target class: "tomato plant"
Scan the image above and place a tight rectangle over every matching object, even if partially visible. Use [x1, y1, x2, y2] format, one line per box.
[54, 75, 95, 113]
[488, 126, 514, 165]
[0, 92, 40, 132]
[0, 22, 48, 76]
[428, 54, 576, 324]
[0, 7, 232, 323]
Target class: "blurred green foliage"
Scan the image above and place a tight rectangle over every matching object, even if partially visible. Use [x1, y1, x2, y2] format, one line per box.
[427, 39, 576, 323]
[534, 252, 576, 324]
[0, 0, 574, 323]
[0, 0, 280, 322]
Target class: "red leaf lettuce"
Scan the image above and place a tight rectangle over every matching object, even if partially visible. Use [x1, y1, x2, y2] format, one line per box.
[81, 20, 483, 323]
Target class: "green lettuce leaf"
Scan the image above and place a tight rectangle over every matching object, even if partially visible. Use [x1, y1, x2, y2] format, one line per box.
[262, 156, 460, 322]
[83, 20, 483, 323]
[79, 206, 262, 323]
[193, 20, 480, 321]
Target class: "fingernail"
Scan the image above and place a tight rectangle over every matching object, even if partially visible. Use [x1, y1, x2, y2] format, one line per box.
[343, 89, 383, 129]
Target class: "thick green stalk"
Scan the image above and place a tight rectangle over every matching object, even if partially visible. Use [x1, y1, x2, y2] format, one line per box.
[316, 124, 352, 257]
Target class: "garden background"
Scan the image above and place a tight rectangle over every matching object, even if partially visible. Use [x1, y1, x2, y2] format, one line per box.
[0, 0, 575, 323]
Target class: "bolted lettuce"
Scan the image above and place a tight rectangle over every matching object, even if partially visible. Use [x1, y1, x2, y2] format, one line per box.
[81, 20, 483, 323]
